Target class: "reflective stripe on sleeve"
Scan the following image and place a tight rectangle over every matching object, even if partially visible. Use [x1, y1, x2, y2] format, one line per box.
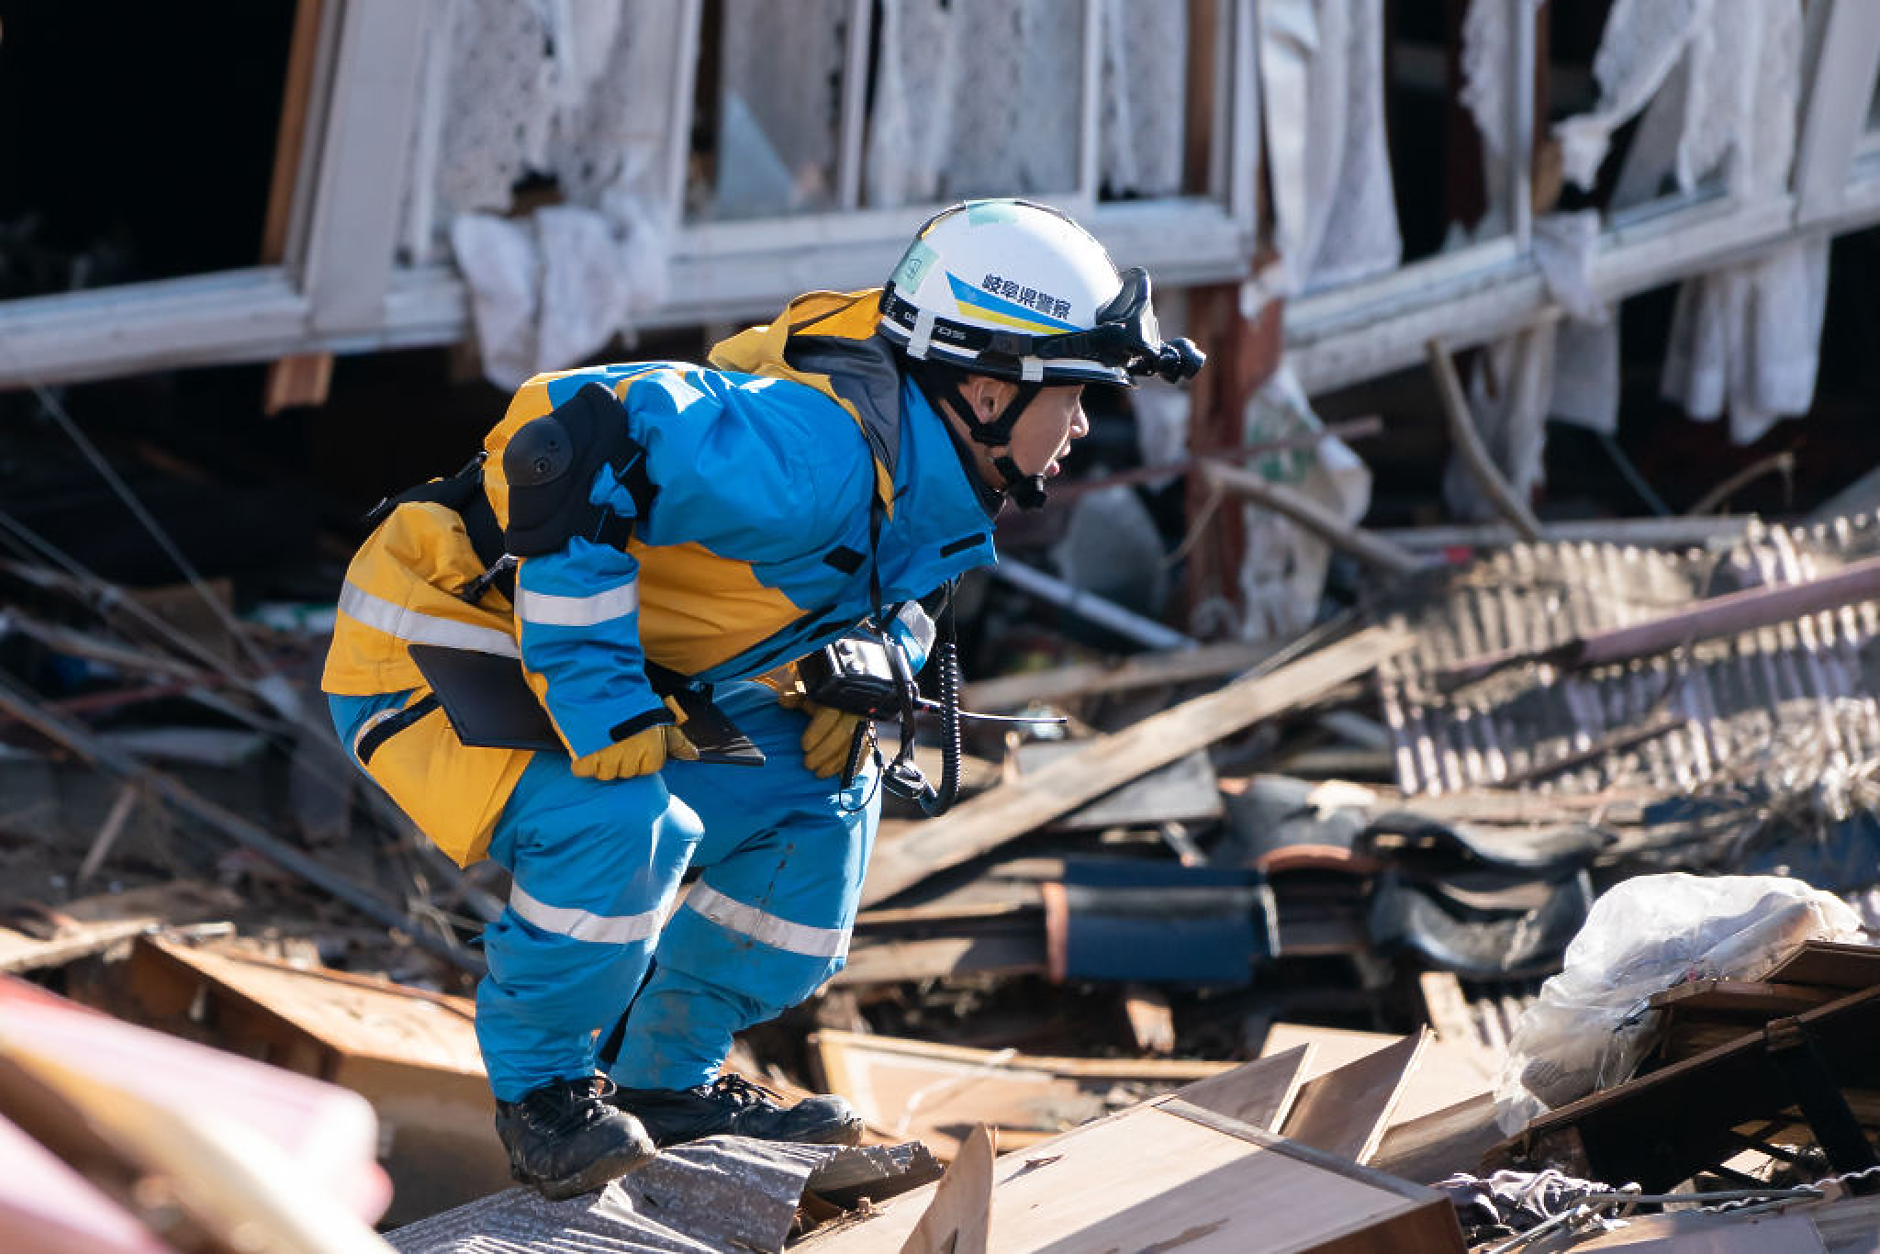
[338, 581, 520, 657]
[515, 582, 640, 628]
[685, 884, 850, 959]
[508, 881, 664, 945]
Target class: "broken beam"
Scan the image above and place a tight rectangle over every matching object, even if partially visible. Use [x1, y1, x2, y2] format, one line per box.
[861, 626, 1410, 907]
[1198, 461, 1425, 579]
[0, 672, 481, 975]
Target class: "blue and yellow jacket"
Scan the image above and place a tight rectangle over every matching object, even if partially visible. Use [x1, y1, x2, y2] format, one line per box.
[321, 289, 996, 865]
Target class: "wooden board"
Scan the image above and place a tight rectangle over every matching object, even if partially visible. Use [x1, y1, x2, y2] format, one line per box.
[861, 626, 1410, 906]
[0, 882, 240, 974]
[1166, 1044, 1314, 1131]
[899, 1123, 992, 1254]
[836, 925, 1048, 986]
[114, 936, 504, 1226]
[809, 1029, 1231, 1160]
[1759, 941, 1880, 992]
[1651, 979, 1841, 1016]
[259, 0, 334, 411]
[1014, 742, 1223, 831]
[1369, 1093, 1504, 1187]
[805, 1098, 1466, 1252]
[1262, 1023, 1499, 1126]
[963, 640, 1278, 711]
[1567, 1210, 1827, 1250]
[1489, 980, 1880, 1194]
[1280, 1031, 1427, 1164]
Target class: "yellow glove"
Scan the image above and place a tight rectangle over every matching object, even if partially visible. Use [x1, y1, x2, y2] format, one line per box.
[570, 723, 699, 781]
[801, 702, 870, 779]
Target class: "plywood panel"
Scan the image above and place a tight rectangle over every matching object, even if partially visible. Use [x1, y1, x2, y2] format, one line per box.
[1759, 941, 1880, 992]
[1281, 1031, 1426, 1164]
[899, 1124, 992, 1254]
[1262, 1022, 1496, 1125]
[1168, 1043, 1313, 1130]
[1370, 1093, 1504, 1187]
[810, 1029, 1228, 1159]
[136, 937, 482, 1073]
[806, 1101, 1465, 1253]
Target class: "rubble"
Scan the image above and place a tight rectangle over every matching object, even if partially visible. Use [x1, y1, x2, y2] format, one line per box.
[11, 495, 1880, 1250]
[10, 0, 1880, 1248]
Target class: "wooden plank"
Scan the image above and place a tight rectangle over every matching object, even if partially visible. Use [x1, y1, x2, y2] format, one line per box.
[1418, 971, 1482, 1048]
[1369, 1093, 1504, 1187]
[1651, 979, 1841, 1017]
[835, 928, 1047, 987]
[963, 640, 1277, 711]
[862, 626, 1410, 906]
[1015, 742, 1222, 831]
[1123, 985, 1177, 1055]
[260, 0, 327, 264]
[263, 351, 333, 414]
[0, 882, 240, 974]
[1493, 981, 1880, 1193]
[806, 1099, 1466, 1252]
[810, 1031, 1231, 1083]
[1163, 1044, 1313, 1131]
[1279, 1031, 1428, 1165]
[1759, 941, 1880, 992]
[0, 919, 155, 975]
[1568, 1210, 1827, 1251]
[898, 1123, 992, 1254]
[808, 1029, 1230, 1161]
[260, 0, 333, 411]
[114, 936, 506, 1226]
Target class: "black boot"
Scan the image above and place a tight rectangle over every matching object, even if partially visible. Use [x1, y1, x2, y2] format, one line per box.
[494, 1076, 658, 1200]
[611, 1074, 865, 1148]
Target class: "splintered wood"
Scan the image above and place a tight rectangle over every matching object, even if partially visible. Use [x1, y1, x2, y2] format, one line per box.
[862, 626, 1411, 906]
[806, 1081, 1466, 1252]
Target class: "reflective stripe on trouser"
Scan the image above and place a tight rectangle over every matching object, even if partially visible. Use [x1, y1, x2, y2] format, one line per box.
[607, 680, 880, 1091]
[476, 753, 704, 1101]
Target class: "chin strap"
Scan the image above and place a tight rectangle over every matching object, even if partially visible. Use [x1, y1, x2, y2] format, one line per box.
[912, 360, 1049, 510]
[990, 456, 1048, 509]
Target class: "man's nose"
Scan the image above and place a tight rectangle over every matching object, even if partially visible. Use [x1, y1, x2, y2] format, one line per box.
[1070, 407, 1090, 438]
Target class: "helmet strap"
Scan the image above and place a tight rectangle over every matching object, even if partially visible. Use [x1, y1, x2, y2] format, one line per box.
[991, 455, 1048, 510]
[908, 358, 1051, 509]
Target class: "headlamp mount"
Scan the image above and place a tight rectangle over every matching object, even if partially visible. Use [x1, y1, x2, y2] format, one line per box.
[884, 268, 1206, 387]
[1030, 268, 1206, 384]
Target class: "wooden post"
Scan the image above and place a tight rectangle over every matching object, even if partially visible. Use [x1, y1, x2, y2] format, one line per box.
[261, 0, 334, 413]
[1181, 284, 1285, 633]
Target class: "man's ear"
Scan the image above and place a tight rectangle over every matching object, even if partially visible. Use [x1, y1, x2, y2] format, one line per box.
[960, 375, 1017, 423]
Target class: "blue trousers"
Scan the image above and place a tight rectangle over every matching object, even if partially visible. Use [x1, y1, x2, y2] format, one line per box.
[332, 681, 878, 1101]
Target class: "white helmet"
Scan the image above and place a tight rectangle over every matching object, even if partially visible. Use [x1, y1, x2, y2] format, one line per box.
[878, 199, 1203, 389]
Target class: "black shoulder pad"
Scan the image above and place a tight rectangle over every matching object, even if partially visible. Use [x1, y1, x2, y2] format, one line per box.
[504, 382, 646, 557]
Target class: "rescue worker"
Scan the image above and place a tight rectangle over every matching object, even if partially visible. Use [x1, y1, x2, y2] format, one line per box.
[322, 199, 1202, 1200]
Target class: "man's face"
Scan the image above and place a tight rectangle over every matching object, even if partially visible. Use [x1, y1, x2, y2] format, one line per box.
[1004, 384, 1089, 479]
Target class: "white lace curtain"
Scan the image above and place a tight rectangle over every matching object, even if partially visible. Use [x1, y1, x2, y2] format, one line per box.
[1447, 0, 1817, 521]
[405, 0, 686, 387]
[405, 0, 1209, 383]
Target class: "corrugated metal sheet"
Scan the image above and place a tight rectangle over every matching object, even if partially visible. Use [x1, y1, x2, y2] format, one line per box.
[1377, 515, 1880, 807]
[386, 1137, 845, 1254]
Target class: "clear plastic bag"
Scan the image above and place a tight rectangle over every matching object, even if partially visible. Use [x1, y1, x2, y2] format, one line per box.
[1494, 873, 1862, 1134]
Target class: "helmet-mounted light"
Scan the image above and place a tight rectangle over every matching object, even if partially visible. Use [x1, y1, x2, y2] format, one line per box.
[1031, 268, 1206, 384]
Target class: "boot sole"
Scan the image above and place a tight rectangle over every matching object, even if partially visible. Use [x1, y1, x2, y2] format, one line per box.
[794, 1117, 867, 1147]
[518, 1142, 659, 1202]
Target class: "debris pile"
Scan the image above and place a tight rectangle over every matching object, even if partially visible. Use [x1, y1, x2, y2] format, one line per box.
[9, 350, 1880, 1250]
